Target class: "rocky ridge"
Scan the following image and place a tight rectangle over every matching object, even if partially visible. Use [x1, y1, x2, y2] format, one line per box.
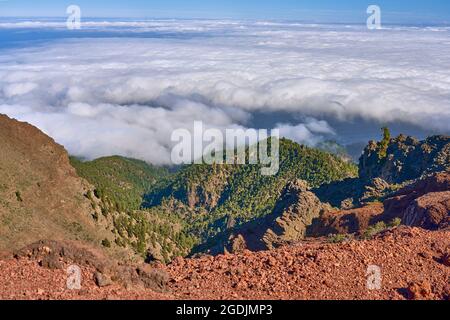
[359, 135, 449, 184]
[218, 180, 331, 253]
[315, 134, 450, 208]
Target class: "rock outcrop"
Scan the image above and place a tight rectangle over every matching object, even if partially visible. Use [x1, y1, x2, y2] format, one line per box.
[359, 135, 449, 184]
[219, 180, 331, 252]
[311, 171, 450, 236]
[403, 192, 450, 230]
[315, 135, 449, 209]
[383, 171, 450, 229]
[261, 180, 331, 249]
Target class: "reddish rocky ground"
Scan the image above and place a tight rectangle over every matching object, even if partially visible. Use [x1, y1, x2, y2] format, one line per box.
[0, 259, 173, 300]
[0, 227, 448, 300]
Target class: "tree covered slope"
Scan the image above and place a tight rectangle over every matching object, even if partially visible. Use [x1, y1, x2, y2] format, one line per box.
[70, 156, 170, 211]
[144, 138, 358, 242]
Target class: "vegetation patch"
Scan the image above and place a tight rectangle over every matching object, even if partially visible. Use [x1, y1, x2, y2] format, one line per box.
[15, 191, 23, 202]
[363, 218, 402, 239]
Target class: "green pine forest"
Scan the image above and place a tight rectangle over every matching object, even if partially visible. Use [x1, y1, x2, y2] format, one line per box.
[70, 138, 358, 262]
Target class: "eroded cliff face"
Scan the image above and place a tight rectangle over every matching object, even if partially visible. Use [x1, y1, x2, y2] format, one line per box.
[315, 134, 450, 209]
[310, 171, 450, 237]
[359, 135, 450, 184]
[217, 180, 330, 253]
[383, 171, 450, 230]
[261, 180, 331, 249]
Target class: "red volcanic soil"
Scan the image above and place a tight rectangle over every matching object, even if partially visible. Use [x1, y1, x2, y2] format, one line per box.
[0, 259, 174, 300]
[167, 227, 449, 300]
[0, 227, 448, 300]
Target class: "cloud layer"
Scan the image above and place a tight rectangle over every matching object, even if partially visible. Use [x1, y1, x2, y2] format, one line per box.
[0, 20, 449, 164]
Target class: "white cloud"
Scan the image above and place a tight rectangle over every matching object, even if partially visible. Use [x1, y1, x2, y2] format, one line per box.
[0, 20, 449, 164]
[276, 119, 335, 146]
[3, 82, 37, 97]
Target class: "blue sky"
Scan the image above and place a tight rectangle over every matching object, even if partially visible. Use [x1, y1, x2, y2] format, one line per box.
[1, 0, 450, 23]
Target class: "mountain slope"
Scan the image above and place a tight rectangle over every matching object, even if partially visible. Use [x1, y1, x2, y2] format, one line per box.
[70, 156, 169, 211]
[70, 156, 195, 262]
[197, 179, 333, 254]
[144, 139, 358, 247]
[0, 114, 192, 263]
[2, 227, 448, 300]
[0, 114, 112, 251]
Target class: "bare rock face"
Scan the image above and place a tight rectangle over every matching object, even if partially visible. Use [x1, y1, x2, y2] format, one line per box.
[309, 171, 449, 236]
[229, 235, 247, 254]
[359, 135, 449, 184]
[359, 178, 391, 203]
[219, 180, 330, 252]
[403, 192, 450, 230]
[261, 180, 331, 249]
[145, 242, 165, 263]
[383, 171, 450, 229]
[136, 264, 169, 292]
[94, 272, 113, 288]
[314, 177, 395, 209]
[441, 249, 450, 267]
[316, 135, 449, 209]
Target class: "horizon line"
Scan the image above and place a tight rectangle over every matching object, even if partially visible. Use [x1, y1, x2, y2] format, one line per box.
[0, 16, 449, 27]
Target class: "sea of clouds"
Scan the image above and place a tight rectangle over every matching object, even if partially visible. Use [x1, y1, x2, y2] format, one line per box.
[0, 19, 449, 165]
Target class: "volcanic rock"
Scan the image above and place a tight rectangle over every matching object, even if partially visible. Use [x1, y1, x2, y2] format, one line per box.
[94, 272, 113, 288]
[220, 180, 331, 252]
[359, 135, 449, 184]
[406, 281, 434, 300]
[383, 171, 450, 229]
[261, 180, 332, 249]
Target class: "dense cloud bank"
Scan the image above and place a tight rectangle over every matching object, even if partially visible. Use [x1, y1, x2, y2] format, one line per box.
[0, 20, 449, 164]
